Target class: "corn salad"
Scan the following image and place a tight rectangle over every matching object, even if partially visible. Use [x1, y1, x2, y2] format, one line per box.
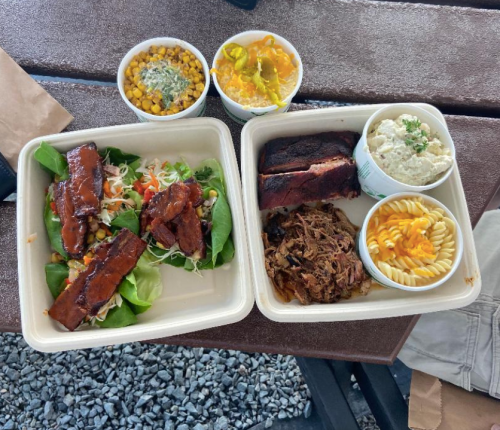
[123, 44, 205, 116]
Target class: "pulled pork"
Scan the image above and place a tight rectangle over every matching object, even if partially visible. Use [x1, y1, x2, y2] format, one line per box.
[262, 204, 371, 304]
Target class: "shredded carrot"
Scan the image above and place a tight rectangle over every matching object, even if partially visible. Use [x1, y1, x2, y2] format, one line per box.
[103, 181, 112, 198]
[115, 186, 123, 194]
[161, 161, 169, 169]
[143, 170, 160, 191]
[83, 256, 93, 266]
[107, 203, 120, 211]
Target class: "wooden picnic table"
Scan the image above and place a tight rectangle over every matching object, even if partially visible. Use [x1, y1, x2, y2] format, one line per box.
[1, 0, 500, 364]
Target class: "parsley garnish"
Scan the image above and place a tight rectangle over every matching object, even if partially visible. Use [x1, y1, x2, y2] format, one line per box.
[194, 166, 213, 182]
[140, 60, 189, 109]
[402, 118, 429, 154]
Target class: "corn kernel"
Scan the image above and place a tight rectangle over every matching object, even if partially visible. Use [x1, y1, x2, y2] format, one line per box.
[125, 67, 132, 77]
[150, 45, 158, 54]
[157, 242, 165, 249]
[139, 61, 146, 68]
[137, 82, 146, 91]
[87, 233, 95, 244]
[193, 90, 200, 99]
[142, 99, 152, 110]
[195, 83, 205, 92]
[193, 76, 200, 84]
[151, 104, 161, 114]
[209, 189, 218, 198]
[130, 60, 138, 67]
[182, 56, 189, 64]
[158, 54, 164, 60]
[51, 253, 60, 263]
[196, 206, 203, 218]
[132, 67, 140, 76]
[132, 88, 143, 98]
[158, 47, 166, 56]
[96, 229, 106, 240]
[172, 106, 179, 114]
[125, 90, 133, 100]
[149, 56, 158, 62]
[133, 75, 140, 84]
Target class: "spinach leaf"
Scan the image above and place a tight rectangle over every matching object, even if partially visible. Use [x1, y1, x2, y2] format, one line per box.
[195, 159, 226, 192]
[208, 189, 232, 265]
[34, 142, 69, 180]
[110, 209, 140, 235]
[44, 263, 69, 299]
[96, 301, 137, 328]
[174, 161, 193, 181]
[220, 236, 235, 263]
[44, 193, 68, 259]
[124, 190, 143, 210]
[99, 147, 140, 166]
[127, 301, 151, 315]
[122, 159, 142, 185]
[118, 252, 162, 307]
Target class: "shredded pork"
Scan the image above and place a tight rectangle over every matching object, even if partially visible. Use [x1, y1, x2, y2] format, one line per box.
[262, 204, 371, 304]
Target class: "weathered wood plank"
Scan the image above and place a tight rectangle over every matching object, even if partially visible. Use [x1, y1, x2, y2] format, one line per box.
[1, 0, 500, 113]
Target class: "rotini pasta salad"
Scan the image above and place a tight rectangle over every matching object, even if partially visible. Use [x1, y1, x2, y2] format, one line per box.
[360, 193, 463, 289]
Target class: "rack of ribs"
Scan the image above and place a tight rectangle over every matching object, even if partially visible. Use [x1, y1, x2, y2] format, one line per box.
[67, 142, 104, 218]
[48, 228, 147, 331]
[54, 180, 88, 259]
[257, 131, 361, 210]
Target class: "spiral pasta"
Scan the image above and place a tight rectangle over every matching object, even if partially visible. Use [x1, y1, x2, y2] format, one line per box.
[378, 262, 421, 287]
[378, 198, 429, 217]
[367, 197, 456, 287]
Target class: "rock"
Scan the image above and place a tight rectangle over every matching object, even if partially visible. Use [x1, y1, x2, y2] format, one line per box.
[44, 401, 55, 419]
[237, 382, 248, 392]
[157, 370, 170, 382]
[221, 375, 232, 387]
[136, 394, 153, 409]
[104, 402, 116, 417]
[304, 401, 312, 418]
[5, 368, 19, 381]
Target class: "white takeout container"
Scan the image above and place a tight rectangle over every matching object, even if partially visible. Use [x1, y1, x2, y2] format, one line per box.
[358, 192, 464, 292]
[117, 37, 210, 122]
[212, 30, 303, 125]
[242, 103, 481, 322]
[354, 103, 456, 200]
[17, 119, 253, 352]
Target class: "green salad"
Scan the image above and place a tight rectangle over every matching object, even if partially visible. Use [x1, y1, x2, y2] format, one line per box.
[35, 142, 234, 329]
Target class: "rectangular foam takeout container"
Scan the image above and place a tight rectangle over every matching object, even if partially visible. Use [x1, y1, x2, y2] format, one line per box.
[242, 103, 481, 322]
[17, 118, 254, 352]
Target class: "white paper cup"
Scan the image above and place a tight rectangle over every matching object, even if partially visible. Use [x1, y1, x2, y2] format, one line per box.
[212, 31, 303, 125]
[117, 37, 210, 122]
[354, 104, 455, 200]
[358, 192, 463, 292]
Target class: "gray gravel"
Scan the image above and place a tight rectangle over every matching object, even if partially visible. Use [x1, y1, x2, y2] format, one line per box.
[0, 333, 311, 429]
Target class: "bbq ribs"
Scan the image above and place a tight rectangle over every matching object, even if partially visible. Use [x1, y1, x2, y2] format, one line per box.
[257, 131, 361, 210]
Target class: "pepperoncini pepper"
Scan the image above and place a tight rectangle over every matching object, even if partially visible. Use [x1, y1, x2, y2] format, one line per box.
[222, 43, 249, 71]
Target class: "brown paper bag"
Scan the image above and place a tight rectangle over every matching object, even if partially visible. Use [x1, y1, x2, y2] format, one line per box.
[409, 371, 500, 430]
[0, 47, 73, 171]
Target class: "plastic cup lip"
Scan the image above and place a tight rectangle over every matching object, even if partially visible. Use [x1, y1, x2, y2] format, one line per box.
[359, 192, 464, 292]
[117, 37, 210, 121]
[211, 30, 303, 113]
[360, 103, 456, 191]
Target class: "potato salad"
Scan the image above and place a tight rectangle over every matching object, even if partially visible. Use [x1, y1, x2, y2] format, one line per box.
[367, 114, 453, 186]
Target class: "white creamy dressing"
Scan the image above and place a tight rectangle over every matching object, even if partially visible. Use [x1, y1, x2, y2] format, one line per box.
[367, 114, 453, 186]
